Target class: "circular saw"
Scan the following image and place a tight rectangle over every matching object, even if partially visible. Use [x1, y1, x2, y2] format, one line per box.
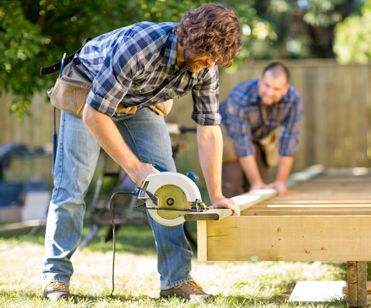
[137, 172, 207, 226]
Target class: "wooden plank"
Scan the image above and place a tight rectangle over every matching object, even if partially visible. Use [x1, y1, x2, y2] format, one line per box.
[347, 262, 358, 307]
[187, 164, 323, 222]
[197, 221, 208, 262]
[256, 203, 371, 207]
[286, 164, 324, 187]
[344, 281, 371, 295]
[367, 65, 371, 164]
[203, 215, 371, 262]
[357, 262, 368, 307]
[185, 189, 276, 221]
[325, 168, 371, 177]
[346, 262, 368, 307]
[259, 200, 371, 204]
[244, 208, 371, 216]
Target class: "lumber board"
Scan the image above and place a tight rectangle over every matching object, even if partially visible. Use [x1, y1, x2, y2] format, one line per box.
[187, 164, 323, 221]
[259, 200, 371, 204]
[357, 262, 368, 307]
[254, 203, 371, 208]
[202, 215, 371, 262]
[346, 262, 368, 307]
[244, 208, 371, 216]
[197, 221, 208, 261]
[343, 281, 371, 295]
[185, 189, 276, 221]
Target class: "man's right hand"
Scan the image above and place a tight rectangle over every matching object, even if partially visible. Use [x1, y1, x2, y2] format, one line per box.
[128, 162, 159, 186]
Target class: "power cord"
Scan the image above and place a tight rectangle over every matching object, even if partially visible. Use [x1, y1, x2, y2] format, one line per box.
[108, 190, 140, 296]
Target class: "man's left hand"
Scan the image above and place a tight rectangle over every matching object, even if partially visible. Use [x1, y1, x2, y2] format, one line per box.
[267, 181, 288, 195]
[211, 197, 240, 216]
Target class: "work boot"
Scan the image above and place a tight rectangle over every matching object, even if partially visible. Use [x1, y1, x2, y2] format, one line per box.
[43, 281, 70, 301]
[160, 279, 209, 301]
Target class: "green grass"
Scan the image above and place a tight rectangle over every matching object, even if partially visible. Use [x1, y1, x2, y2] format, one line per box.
[0, 222, 348, 307]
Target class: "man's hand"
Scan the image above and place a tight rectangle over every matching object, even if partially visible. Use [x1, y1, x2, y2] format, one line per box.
[211, 197, 240, 216]
[127, 162, 159, 186]
[267, 181, 288, 195]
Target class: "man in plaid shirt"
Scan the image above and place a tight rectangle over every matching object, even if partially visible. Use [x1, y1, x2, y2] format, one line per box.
[42, 4, 241, 301]
[220, 62, 303, 197]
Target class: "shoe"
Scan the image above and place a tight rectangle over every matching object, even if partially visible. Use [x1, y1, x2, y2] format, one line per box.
[43, 281, 70, 301]
[160, 279, 209, 301]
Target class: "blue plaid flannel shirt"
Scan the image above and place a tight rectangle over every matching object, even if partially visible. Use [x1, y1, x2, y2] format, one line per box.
[220, 80, 303, 157]
[76, 22, 220, 125]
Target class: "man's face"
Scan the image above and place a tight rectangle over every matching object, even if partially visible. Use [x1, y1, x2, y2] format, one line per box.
[183, 50, 216, 73]
[258, 71, 289, 106]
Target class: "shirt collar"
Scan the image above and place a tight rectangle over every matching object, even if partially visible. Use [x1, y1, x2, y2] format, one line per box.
[162, 29, 178, 66]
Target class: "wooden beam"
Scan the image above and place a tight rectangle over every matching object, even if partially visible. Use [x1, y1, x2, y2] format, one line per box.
[185, 189, 276, 221]
[261, 200, 371, 204]
[357, 262, 368, 307]
[286, 164, 324, 187]
[187, 164, 324, 222]
[197, 221, 208, 261]
[203, 215, 371, 262]
[244, 208, 371, 216]
[346, 262, 368, 307]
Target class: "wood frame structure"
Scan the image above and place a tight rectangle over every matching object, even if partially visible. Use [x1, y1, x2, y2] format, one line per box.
[192, 167, 371, 307]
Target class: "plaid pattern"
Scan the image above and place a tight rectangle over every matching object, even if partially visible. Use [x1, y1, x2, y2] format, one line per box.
[77, 22, 220, 125]
[220, 80, 303, 157]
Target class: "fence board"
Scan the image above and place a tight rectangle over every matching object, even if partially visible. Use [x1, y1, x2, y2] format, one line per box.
[1, 60, 370, 182]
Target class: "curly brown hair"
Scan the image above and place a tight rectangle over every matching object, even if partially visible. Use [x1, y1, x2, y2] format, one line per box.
[177, 3, 241, 67]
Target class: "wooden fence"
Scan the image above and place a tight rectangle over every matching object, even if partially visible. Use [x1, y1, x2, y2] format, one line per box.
[1, 60, 370, 183]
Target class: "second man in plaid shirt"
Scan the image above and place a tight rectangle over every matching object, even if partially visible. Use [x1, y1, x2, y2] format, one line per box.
[220, 62, 303, 197]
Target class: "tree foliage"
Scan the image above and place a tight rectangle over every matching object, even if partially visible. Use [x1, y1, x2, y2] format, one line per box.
[250, 0, 363, 59]
[334, 0, 371, 63]
[0, 0, 263, 115]
[1, 0, 364, 115]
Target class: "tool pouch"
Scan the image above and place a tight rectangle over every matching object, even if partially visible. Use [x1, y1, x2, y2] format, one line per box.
[221, 124, 238, 163]
[221, 124, 280, 167]
[259, 128, 280, 167]
[48, 61, 91, 117]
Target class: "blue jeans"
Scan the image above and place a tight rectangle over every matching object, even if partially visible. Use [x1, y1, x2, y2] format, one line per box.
[42, 108, 192, 289]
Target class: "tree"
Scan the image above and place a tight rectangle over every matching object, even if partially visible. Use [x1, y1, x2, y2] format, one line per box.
[0, 0, 264, 115]
[334, 0, 371, 63]
[249, 0, 363, 59]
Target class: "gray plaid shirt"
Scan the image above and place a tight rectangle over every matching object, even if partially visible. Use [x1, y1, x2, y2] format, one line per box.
[77, 22, 221, 125]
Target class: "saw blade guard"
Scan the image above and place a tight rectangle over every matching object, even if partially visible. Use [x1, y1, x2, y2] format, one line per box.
[142, 172, 202, 226]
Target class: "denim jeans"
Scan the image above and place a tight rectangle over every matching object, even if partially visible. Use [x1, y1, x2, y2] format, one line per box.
[42, 108, 192, 289]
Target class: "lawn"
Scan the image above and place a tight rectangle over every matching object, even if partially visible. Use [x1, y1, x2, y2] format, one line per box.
[0, 222, 347, 307]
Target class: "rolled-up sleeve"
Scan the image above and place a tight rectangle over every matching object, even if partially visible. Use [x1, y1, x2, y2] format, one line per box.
[222, 90, 255, 157]
[191, 67, 221, 125]
[279, 92, 303, 156]
[86, 38, 142, 116]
